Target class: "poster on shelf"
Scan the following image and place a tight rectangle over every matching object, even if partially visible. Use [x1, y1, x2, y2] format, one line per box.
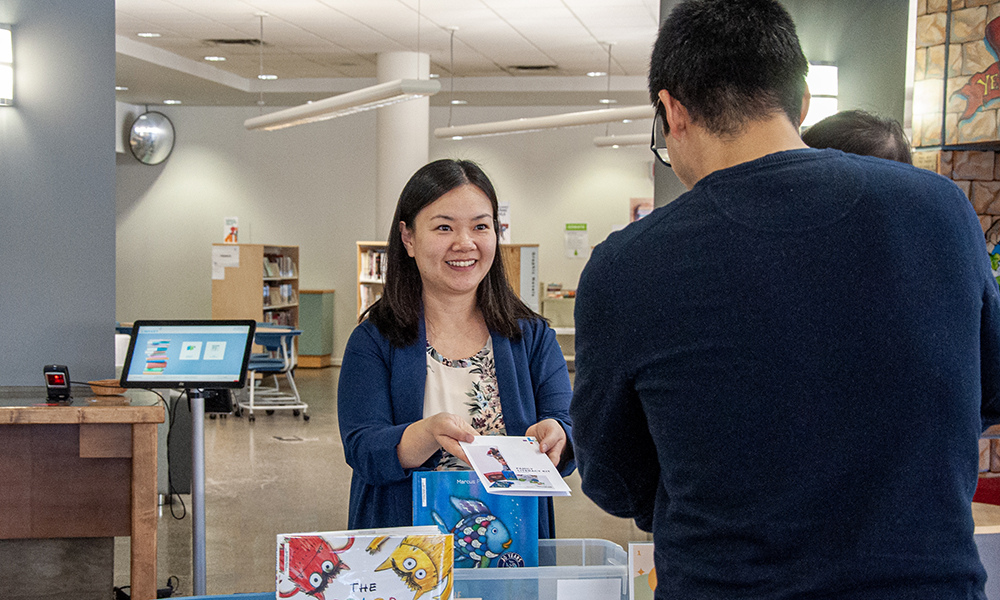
[224, 216, 239, 243]
[211, 245, 239, 280]
[498, 201, 511, 243]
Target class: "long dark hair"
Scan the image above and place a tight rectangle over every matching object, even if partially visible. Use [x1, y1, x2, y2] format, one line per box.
[363, 159, 539, 347]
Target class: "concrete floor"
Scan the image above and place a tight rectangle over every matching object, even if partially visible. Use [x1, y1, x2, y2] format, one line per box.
[114, 366, 649, 597]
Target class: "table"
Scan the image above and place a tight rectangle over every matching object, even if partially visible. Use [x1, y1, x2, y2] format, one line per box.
[0, 388, 165, 600]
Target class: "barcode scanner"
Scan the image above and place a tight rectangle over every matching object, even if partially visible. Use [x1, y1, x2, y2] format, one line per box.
[43, 364, 71, 401]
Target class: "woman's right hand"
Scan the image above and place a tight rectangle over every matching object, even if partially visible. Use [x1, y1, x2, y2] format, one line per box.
[397, 412, 478, 469]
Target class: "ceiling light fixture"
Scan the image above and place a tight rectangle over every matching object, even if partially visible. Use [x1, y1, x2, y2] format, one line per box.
[435, 104, 653, 139]
[245, 79, 441, 131]
[204, 56, 226, 62]
[450, 100, 467, 105]
[137, 32, 161, 38]
[163, 99, 182, 105]
[245, 9, 439, 132]
[587, 71, 606, 77]
[115, 86, 129, 91]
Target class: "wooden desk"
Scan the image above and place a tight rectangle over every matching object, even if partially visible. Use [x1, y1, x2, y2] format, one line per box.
[0, 392, 164, 600]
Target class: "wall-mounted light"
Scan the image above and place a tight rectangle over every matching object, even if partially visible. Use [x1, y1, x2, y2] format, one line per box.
[0, 25, 12, 106]
[802, 63, 838, 127]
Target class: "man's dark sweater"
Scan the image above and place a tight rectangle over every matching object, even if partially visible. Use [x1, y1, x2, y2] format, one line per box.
[572, 148, 1000, 599]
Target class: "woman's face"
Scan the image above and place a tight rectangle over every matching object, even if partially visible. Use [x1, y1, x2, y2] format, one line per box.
[400, 184, 497, 302]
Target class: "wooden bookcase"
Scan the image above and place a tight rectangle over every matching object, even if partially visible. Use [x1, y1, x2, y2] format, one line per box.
[212, 243, 299, 327]
[356, 241, 386, 317]
[356, 241, 538, 316]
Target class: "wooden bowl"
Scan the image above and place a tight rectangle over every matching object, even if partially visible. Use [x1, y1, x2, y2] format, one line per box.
[88, 378, 126, 396]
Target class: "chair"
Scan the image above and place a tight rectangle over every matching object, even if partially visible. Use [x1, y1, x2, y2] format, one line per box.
[236, 325, 308, 422]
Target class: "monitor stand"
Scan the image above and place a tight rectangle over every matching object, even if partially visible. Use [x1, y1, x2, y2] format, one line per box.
[187, 388, 208, 596]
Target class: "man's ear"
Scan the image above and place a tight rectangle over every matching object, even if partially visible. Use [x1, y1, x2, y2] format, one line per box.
[657, 89, 689, 138]
[399, 221, 415, 258]
[799, 83, 811, 129]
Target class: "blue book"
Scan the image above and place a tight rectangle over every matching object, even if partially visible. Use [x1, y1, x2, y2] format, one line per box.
[412, 470, 539, 568]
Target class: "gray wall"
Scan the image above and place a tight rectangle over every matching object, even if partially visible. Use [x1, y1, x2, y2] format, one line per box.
[0, 0, 115, 385]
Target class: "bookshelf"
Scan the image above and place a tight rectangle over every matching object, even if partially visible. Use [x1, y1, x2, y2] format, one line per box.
[212, 243, 299, 327]
[355, 241, 538, 316]
[356, 241, 386, 317]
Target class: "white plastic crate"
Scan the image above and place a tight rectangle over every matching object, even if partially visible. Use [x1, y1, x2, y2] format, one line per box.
[453, 538, 627, 600]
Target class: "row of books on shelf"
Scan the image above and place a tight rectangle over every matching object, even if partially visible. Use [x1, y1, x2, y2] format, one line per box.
[360, 248, 387, 282]
[263, 311, 295, 326]
[264, 255, 297, 279]
[359, 285, 383, 312]
[264, 284, 297, 307]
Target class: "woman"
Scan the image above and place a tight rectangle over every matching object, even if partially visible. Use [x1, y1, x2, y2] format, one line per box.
[338, 159, 574, 538]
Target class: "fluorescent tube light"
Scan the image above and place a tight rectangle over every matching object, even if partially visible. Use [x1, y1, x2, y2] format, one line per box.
[593, 133, 648, 147]
[435, 104, 654, 139]
[0, 25, 11, 106]
[245, 79, 441, 131]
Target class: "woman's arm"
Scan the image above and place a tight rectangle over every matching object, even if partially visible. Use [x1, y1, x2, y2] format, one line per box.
[338, 323, 415, 485]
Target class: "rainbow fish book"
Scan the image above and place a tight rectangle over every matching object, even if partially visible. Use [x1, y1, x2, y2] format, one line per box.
[276, 526, 453, 600]
[412, 470, 540, 569]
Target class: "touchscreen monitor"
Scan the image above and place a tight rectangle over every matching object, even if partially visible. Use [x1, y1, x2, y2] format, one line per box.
[119, 320, 256, 389]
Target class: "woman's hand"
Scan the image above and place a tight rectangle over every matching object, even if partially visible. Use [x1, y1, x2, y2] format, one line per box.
[525, 418, 567, 467]
[398, 412, 478, 469]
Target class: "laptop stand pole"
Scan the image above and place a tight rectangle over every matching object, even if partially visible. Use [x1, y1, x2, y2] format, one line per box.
[189, 388, 208, 596]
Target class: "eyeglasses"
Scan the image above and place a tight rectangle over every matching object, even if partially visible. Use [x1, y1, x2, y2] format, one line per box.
[650, 104, 671, 168]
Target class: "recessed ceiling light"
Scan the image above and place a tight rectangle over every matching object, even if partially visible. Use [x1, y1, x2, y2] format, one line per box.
[258, 74, 277, 80]
[587, 71, 606, 77]
[599, 98, 617, 104]
[204, 56, 226, 62]
[163, 99, 182, 105]
[115, 86, 128, 91]
[429, 73, 440, 79]
[452, 136, 463, 140]
[450, 100, 467, 105]
[137, 32, 161, 38]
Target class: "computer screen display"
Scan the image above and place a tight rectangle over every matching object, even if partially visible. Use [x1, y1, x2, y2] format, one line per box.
[120, 320, 256, 389]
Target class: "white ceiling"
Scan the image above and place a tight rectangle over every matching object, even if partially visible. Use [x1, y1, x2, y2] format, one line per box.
[115, 0, 661, 107]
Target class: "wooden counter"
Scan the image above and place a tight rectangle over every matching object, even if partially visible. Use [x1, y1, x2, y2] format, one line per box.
[0, 393, 164, 600]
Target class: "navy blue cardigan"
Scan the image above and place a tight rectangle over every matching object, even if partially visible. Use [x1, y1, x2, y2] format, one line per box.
[338, 315, 574, 537]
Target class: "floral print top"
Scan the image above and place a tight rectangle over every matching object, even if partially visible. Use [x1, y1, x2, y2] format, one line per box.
[423, 337, 506, 470]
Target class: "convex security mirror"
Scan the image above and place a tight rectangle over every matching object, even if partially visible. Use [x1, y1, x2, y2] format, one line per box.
[129, 111, 175, 165]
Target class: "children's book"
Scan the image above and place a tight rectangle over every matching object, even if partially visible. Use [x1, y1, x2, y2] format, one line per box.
[276, 526, 453, 600]
[459, 435, 572, 497]
[628, 542, 656, 600]
[412, 470, 539, 568]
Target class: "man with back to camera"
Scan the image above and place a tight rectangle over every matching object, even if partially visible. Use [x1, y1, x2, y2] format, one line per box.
[570, 0, 1000, 598]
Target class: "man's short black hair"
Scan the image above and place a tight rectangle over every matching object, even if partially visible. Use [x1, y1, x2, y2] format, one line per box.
[648, 0, 809, 136]
[802, 110, 913, 165]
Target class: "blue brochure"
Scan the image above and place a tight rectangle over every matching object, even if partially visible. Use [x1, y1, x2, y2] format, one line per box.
[412, 470, 539, 568]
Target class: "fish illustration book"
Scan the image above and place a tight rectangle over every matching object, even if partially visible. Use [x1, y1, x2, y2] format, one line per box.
[412, 470, 539, 568]
[277, 526, 453, 600]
